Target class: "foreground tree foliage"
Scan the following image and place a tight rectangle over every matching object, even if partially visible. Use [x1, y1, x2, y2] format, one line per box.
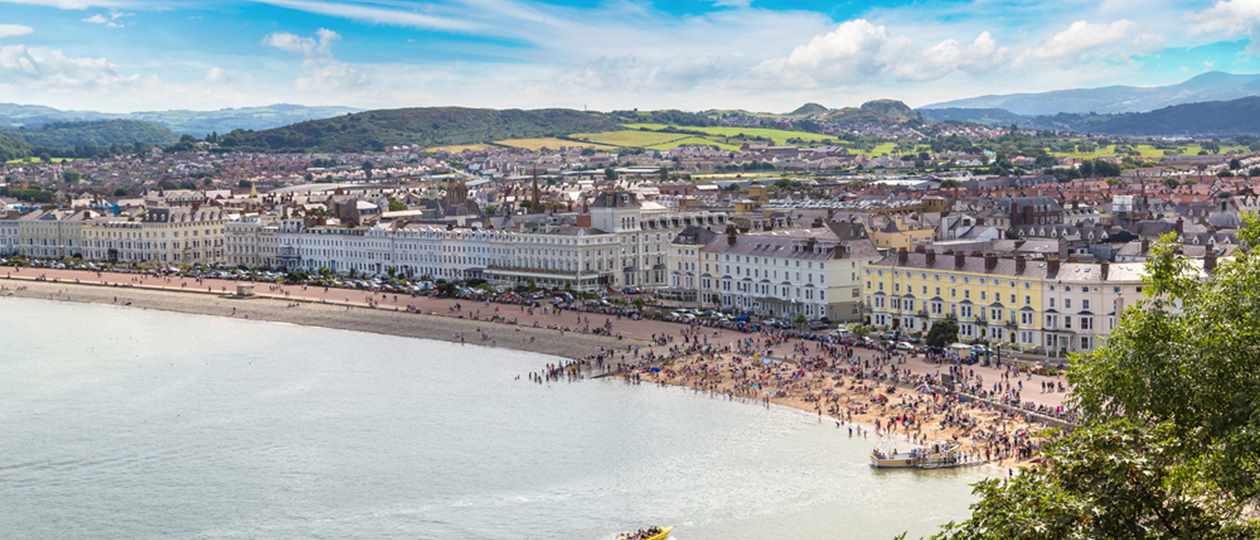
[933, 218, 1260, 539]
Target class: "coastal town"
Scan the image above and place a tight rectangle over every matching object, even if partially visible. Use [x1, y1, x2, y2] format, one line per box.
[1, 131, 1249, 470]
[11, 0, 1260, 536]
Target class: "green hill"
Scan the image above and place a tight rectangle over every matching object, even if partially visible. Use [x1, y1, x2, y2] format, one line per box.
[0, 120, 177, 158]
[0, 131, 31, 162]
[219, 107, 620, 152]
[1062, 96, 1260, 135]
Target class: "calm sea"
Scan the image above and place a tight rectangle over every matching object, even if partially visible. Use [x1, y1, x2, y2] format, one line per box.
[0, 297, 986, 539]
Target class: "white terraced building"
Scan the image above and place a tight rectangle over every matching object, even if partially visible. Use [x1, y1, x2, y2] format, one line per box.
[81, 207, 226, 265]
[269, 220, 622, 291]
[668, 223, 879, 322]
[225, 217, 280, 269]
[588, 191, 727, 289]
[17, 209, 94, 259]
[0, 216, 18, 256]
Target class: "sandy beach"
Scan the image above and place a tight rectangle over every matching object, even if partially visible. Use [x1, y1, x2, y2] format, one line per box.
[0, 278, 632, 361]
[638, 350, 1051, 466]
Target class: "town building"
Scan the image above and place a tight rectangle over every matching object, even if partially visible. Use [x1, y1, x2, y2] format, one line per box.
[274, 220, 621, 292]
[225, 216, 280, 268]
[680, 223, 878, 322]
[81, 206, 226, 265]
[865, 249, 1049, 351]
[17, 209, 93, 259]
[588, 191, 727, 288]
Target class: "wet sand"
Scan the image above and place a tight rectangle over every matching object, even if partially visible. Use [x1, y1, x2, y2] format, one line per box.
[0, 278, 632, 361]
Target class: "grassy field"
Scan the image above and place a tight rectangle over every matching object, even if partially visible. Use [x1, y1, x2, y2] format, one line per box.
[645, 136, 742, 152]
[691, 171, 783, 179]
[1048, 144, 1119, 159]
[5, 156, 73, 165]
[494, 138, 613, 150]
[1048, 143, 1251, 160]
[846, 142, 898, 157]
[569, 130, 692, 148]
[425, 143, 494, 153]
[622, 123, 838, 145]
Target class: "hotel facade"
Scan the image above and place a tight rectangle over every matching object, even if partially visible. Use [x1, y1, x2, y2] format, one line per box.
[864, 247, 1210, 355]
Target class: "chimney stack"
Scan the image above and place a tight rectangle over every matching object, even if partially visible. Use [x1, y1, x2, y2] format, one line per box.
[1047, 256, 1061, 276]
[926, 249, 936, 266]
[1015, 255, 1026, 274]
[984, 253, 998, 272]
[1100, 261, 1110, 281]
[897, 247, 909, 265]
[726, 225, 737, 246]
[1175, 217, 1184, 235]
[954, 251, 966, 269]
[1205, 249, 1218, 274]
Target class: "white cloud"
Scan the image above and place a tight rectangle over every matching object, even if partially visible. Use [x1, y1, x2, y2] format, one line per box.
[1193, 0, 1260, 37]
[761, 19, 1006, 86]
[0, 24, 33, 38]
[254, 0, 479, 33]
[82, 11, 128, 27]
[263, 27, 339, 59]
[1, 0, 1250, 113]
[1031, 19, 1136, 61]
[264, 28, 367, 95]
[0, 43, 135, 89]
[0, 0, 127, 8]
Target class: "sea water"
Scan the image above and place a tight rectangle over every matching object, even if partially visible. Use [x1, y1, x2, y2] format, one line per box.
[0, 297, 987, 539]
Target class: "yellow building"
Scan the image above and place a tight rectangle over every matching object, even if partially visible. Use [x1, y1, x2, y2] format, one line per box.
[864, 248, 1049, 352]
[868, 219, 935, 251]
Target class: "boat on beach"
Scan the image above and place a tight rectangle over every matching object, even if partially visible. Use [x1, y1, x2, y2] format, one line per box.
[870, 443, 965, 469]
[618, 526, 672, 540]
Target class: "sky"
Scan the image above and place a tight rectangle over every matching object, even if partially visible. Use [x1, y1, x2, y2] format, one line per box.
[4, 0, 1260, 113]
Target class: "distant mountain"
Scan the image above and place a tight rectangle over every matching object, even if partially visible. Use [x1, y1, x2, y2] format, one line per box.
[218, 107, 621, 152]
[923, 72, 1260, 115]
[696, 99, 920, 134]
[0, 103, 110, 126]
[1055, 96, 1260, 136]
[788, 102, 829, 115]
[0, 103, 360, 136]
[918, 107, 1037, 127]
[921, 96, 1260, 136]
[130, 104, 360, 136]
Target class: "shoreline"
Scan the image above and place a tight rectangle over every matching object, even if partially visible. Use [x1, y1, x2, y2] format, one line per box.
[634, 351, 1050, 468]
[0, 278, 635, 362]
[3, 269, 1064, 467]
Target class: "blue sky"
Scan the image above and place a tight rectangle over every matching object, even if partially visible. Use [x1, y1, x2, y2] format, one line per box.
[2, 0, 1260, 112]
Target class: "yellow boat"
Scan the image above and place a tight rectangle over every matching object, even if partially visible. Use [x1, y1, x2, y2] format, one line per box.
[618, 526, 672, 540]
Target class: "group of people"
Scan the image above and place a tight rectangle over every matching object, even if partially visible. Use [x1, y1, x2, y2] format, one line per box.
[610, 322, 1057, 466]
